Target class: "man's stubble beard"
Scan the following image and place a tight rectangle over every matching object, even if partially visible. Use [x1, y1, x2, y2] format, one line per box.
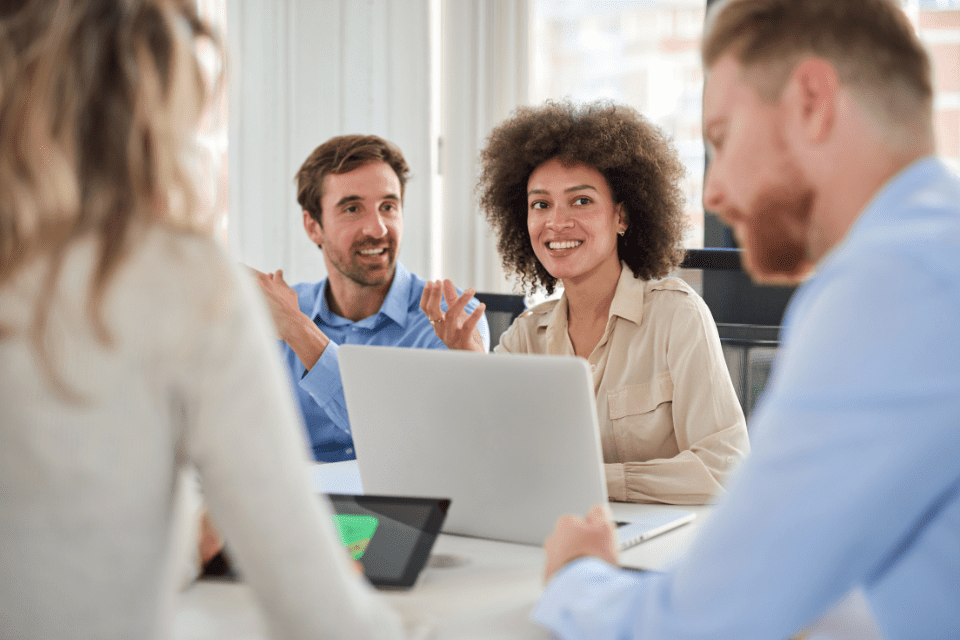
[327, 239, 398, 288]
[740, 184, 816, 284]
[730, 153, 818, 286]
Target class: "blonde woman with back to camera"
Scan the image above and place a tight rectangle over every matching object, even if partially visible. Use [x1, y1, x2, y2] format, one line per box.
[0, 1, 404, 638]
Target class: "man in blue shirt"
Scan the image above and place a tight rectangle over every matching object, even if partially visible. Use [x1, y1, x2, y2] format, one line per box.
[254, 135, 489, 461]
[533, 1, 960, 638]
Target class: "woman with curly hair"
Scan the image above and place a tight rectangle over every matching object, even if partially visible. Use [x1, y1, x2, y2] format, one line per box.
[422, 101, 749, 504]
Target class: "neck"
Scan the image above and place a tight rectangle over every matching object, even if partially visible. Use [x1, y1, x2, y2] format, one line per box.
[811, 144, 931, 264]
[325, 269, 395, 322]
[561, 257, 622, 324]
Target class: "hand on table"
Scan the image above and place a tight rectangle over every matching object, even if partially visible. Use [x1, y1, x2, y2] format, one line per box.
[543, 504, 618, 584]
[420, 279, 486, 353]
[198, 506, 224, 567]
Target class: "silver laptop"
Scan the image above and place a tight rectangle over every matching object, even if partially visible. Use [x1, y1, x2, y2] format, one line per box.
[339, 345, 608, 545]
[339, 345, 696, 547]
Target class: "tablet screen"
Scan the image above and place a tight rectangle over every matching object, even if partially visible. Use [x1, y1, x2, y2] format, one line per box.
[325, 494, 450, 588]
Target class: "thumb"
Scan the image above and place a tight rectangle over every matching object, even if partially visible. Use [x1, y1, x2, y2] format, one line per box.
[586, 503, 609, 526]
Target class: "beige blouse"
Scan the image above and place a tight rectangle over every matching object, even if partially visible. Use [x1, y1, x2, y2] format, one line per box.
[496, 263, 749, 504]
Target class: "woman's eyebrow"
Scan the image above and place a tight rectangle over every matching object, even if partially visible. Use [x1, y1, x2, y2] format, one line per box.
[527, 184, 598, 197]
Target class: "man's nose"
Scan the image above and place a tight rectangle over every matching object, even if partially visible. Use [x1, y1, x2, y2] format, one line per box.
[702, 165, 725, 218]
[362, 212, 388, 238]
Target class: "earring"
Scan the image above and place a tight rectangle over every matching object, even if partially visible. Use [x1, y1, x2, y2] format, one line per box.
[618, 228, 626, 236]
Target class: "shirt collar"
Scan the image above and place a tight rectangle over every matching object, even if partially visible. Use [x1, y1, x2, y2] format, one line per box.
[609, 262, 644, 326]
[541, 262, 644, 351]
[314, 262, 413, 327]
[815, 155, 944, 272]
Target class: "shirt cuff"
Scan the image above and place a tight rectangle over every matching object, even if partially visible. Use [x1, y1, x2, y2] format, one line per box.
[531, 558, 646, 640]
[299, 340, 342, 409]
[605, 463, 627, 502]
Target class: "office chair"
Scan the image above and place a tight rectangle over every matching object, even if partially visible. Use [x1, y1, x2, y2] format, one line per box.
[473, 292, 526, 352]
[678, 249, 795, 423]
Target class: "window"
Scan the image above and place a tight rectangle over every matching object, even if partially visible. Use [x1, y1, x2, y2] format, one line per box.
[532, 0, 960, 250]
[907, 0, 960, 168]
[532, 0, 710, 249]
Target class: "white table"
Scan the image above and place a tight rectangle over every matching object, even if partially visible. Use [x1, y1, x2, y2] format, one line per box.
[174, 462, 709, 639]
[174, 461, 882, 639]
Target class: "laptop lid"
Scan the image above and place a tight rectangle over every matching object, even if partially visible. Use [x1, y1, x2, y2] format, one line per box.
[339, 345, 608, 546]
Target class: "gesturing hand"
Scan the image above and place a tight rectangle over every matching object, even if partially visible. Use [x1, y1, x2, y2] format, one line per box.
[246, 265, 329, 369]
[420, 279, 487, 353]
[247, 266, 303, 341]
[543, 504, 618, 584]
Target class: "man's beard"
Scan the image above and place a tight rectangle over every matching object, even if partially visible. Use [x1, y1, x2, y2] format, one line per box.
[328, 239, 398, 288]
[729, 180, 817, 286]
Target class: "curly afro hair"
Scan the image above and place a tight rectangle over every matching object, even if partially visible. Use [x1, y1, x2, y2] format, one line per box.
[478, 100, 688, 294]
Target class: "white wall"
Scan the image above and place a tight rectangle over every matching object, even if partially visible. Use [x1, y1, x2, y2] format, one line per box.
[227, 0, 433, 285]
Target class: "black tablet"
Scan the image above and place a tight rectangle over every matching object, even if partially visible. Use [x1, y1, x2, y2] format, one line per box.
[324, 493, 450, 589]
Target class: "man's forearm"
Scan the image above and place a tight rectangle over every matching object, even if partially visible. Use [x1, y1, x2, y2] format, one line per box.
[282, 315, 330, 371]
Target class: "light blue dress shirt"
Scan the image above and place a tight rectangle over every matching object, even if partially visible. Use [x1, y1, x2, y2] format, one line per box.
[532, 157, 960, 639]
[284, 262, 489, 462]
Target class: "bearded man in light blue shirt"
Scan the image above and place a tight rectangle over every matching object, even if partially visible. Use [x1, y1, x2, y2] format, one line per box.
[533, 1, 960, 638]
[254, 135, 489, 462]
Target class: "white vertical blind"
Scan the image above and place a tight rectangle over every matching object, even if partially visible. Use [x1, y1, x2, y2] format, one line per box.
[440, 0, 531, 293]
[227, 0, 433, 285]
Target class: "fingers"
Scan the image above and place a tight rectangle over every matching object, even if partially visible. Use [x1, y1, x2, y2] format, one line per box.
[442, 279, 476, 326]
[420, 280, 444, 322]
[462, 302, 486, 337]
[586, 503, 611, 525]
[243, 263, 267, 279]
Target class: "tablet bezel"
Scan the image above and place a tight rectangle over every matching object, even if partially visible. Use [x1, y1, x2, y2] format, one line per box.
[324, 493, 450, 589]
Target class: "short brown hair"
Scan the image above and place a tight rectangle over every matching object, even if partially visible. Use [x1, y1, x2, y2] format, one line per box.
[478, 100, 687, 295]
[703, 0, 932, 117]
[296, 134, 411, 226]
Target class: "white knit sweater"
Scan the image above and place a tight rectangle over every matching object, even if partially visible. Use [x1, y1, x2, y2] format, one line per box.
[0, 227, 403, 640]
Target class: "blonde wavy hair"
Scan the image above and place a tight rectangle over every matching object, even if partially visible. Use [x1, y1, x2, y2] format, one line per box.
[0, 0, 221, 393]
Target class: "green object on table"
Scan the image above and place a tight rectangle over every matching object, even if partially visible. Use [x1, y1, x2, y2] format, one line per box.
[332, 514, 380, 559]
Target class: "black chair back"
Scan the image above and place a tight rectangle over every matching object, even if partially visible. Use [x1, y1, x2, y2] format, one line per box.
[474, 293, 526, 352]
[679, 249, 797, 422]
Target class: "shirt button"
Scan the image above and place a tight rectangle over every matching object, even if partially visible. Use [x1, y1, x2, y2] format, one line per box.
[590, 365, 597, 372]
[346, 448, 353, 454]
